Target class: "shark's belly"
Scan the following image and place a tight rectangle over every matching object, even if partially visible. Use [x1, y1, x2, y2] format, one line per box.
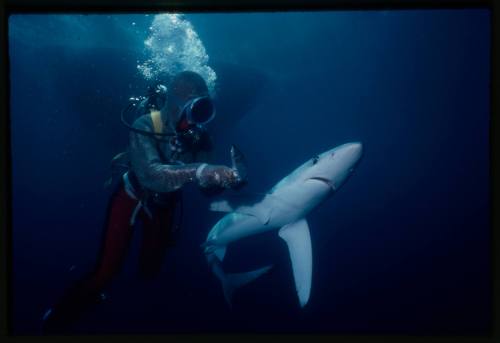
[208, 213, 270, 246]
[268, 182, 329, 226]
[267, 206, 305, 227]
[266, 198, 310, 227]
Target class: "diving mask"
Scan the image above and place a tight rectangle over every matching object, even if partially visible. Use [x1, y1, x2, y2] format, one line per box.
[178, 96, 216, 127]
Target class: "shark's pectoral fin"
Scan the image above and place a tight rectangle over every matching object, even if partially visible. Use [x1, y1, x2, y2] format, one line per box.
[278, 218, 312, 308]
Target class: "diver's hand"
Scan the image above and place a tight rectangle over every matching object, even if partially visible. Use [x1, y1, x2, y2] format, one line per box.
[196, 164, 242, 189]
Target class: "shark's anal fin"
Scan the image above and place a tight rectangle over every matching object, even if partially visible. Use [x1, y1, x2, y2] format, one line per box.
[278, 218, 312, 308]
[215, 246, 226, 261]
[202, 239, 227, 262]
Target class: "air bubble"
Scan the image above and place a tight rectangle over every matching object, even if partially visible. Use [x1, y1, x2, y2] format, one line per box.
[137, 14, 217, 96]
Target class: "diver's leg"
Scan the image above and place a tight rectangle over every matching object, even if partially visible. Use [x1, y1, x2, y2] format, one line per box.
[88, 187, 137, 290]
[138, 201, 176, 279]
[41, 184, 137, 334]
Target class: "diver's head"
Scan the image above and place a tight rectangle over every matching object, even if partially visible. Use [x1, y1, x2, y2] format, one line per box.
[163, 71, 215, 130]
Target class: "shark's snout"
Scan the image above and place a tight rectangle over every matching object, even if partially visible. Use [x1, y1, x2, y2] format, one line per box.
[346, 142, 363, 171]
[347, 142, 363, 158]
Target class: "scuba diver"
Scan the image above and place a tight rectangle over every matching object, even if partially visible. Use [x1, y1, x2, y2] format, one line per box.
[41, 71, 244, 334]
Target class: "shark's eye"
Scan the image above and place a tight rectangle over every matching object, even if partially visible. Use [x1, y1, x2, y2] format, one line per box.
[312, 155, 319, 165]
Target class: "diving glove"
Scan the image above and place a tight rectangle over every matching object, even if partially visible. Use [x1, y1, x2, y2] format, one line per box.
[196, 164, 242, 189]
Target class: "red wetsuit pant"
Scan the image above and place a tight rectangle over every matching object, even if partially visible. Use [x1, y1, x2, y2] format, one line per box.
[42, 181, 178, 333]
[91, 182, 177, 289]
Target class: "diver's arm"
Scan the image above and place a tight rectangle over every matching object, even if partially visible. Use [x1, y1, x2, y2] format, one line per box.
[193, 135, 225, 196]
[129, 116, 240, 193]
[129, 115, 203, 193]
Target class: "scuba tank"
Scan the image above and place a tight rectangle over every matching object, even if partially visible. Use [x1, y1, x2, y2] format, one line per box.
[105, 83, 171, 189]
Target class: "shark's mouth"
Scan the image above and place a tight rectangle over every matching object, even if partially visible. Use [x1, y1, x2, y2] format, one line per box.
[308, 177, 336, 192]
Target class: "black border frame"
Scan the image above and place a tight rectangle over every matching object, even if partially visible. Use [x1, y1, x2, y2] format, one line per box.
[1, 1, 498, 342]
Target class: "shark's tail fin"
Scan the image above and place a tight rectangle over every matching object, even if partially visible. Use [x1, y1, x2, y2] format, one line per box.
[221, 265, 273, 307]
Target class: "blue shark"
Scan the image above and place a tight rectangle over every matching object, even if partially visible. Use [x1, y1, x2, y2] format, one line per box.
[202, 142, 363, 307]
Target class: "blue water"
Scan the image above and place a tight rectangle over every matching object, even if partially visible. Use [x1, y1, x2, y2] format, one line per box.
[8, 10, 491, 335]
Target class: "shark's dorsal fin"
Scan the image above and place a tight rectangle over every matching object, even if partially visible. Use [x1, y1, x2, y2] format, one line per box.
[278, 218, 312, 308]
[209, 191, 275, 225]
[209, 200, 233, 213]
[209, 190, 302, 225]
[230, 144, 247, 182]
[210, 200, 272, 225]
[210, 191, 267, 205]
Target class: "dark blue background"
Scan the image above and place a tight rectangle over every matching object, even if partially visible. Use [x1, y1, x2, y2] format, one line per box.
[8, 10, 491, 334]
